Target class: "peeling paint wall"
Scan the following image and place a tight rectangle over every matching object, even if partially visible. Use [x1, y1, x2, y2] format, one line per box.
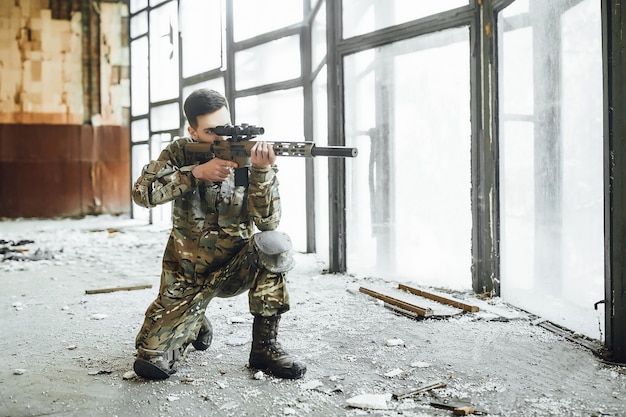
[0, 1, 129, 124]
[0, 1, 131, 218]
[0, 1, 82, 123]
[98, 2, 130, 126]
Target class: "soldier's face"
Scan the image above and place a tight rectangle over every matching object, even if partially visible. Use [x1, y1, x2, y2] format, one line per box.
[188, 106, 232, 143]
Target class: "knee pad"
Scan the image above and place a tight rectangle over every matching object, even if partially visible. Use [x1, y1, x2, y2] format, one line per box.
[252, 231, 295, 273]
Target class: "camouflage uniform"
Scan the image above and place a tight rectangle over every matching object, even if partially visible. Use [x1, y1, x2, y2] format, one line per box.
[132, 137, 290, 353]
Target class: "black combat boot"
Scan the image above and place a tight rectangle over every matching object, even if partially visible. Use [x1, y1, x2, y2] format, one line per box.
[249, 314, 307, 379]
[192, 315, 213, 351]
[134, 347, 182, 380]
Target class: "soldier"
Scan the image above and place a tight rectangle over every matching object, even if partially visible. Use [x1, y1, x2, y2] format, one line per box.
[132, 88, 306, 380]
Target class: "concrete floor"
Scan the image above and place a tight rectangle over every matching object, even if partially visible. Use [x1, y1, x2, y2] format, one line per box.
[1, 216, 625, 417]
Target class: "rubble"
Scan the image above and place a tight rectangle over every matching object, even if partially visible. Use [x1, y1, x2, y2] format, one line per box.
[122, 371, 137, 380]
[345, 393, 391, 410]
[2, 247, 55, 262]
[386, 338, 405, 346]
[383, 368, 403, 378]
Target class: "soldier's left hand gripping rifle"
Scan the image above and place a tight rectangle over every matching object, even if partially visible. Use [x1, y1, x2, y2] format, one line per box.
[184, 123, 358, 187]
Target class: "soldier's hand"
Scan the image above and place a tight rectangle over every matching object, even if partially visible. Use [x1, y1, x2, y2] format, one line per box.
[192, 158, 238, 182]
[251, 141, 276, 169]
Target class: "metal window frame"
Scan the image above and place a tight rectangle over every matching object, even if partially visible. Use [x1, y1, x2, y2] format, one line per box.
[602, 0, 626, 363]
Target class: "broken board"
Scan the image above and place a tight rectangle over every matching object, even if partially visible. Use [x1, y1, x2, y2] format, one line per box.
[359, 285, 464, 318]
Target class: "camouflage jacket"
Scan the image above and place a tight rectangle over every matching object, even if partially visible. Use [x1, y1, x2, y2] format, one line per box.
[132, 137, 281, 277]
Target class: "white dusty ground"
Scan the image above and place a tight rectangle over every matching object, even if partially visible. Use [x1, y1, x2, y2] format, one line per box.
[1, 215, 625, 417]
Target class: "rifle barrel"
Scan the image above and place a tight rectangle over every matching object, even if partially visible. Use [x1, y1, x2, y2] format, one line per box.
[311, 145, 358, 158]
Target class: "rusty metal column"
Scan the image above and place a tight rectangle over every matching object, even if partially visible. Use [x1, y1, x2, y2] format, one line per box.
[603, 0, 626, 363]
[471, 0, 499, 294]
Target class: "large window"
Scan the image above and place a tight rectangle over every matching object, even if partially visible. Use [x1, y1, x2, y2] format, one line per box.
[344, 27, 472, 289]
[498, 0, 604, 339]
[127, 0, 615, 346]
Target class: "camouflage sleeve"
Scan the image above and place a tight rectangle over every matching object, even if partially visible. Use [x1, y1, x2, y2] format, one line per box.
[247, 165, 281, 231]
[132, 139, 199, 208]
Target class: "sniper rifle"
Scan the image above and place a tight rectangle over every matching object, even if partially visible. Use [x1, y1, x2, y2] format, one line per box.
[184, 123, 358, 186]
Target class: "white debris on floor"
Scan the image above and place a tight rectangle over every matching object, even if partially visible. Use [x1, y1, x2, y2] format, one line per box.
[1, 215, 625, 417]
[345, 393, 391, 410]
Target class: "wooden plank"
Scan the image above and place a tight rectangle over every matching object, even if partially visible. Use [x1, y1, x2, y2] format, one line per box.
[359, 287, 434, 317]
[392, 380, 447, 400]
[384, 303, 422, 320]
[398, 284, 479, 313]
[85, 284, 152, 295]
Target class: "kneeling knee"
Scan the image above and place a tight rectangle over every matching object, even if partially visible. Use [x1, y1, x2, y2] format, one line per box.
[251, 231, 295, 273]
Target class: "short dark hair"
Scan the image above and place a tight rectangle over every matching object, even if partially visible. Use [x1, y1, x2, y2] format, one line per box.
[183, 89, 229, 128]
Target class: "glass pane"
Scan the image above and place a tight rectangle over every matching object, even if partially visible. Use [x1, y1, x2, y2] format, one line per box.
[130, 37, 149, 116]
[498, 26, 533, 116]
[233, 0, 302, 41]
[313, 67, 329, 263]
[130, 11, 148, 38]
[344, 27, 472, 289]
[311, 1, 327, 70]
[149, 2, 179, 102]
[150, 102, 180, 132]
[343, 0, 469, 38]
[131, 118, 149, 143]
[498, 0, 604, 340]
[180, 0, 223, 77]
[151, 133, 172, 160]
[130, 0, 148, 14]
[235, 36, 301, 90]
[235, 89, 306, 252]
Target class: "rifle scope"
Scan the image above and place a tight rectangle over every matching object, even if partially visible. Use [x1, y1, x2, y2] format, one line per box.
[210, 124, 264, 137]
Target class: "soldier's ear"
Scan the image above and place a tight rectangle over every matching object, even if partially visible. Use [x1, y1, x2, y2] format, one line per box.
[188, 125, 197, 139]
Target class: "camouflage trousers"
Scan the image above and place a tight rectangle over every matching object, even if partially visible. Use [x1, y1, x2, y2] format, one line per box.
[135, 238, 290, 352]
